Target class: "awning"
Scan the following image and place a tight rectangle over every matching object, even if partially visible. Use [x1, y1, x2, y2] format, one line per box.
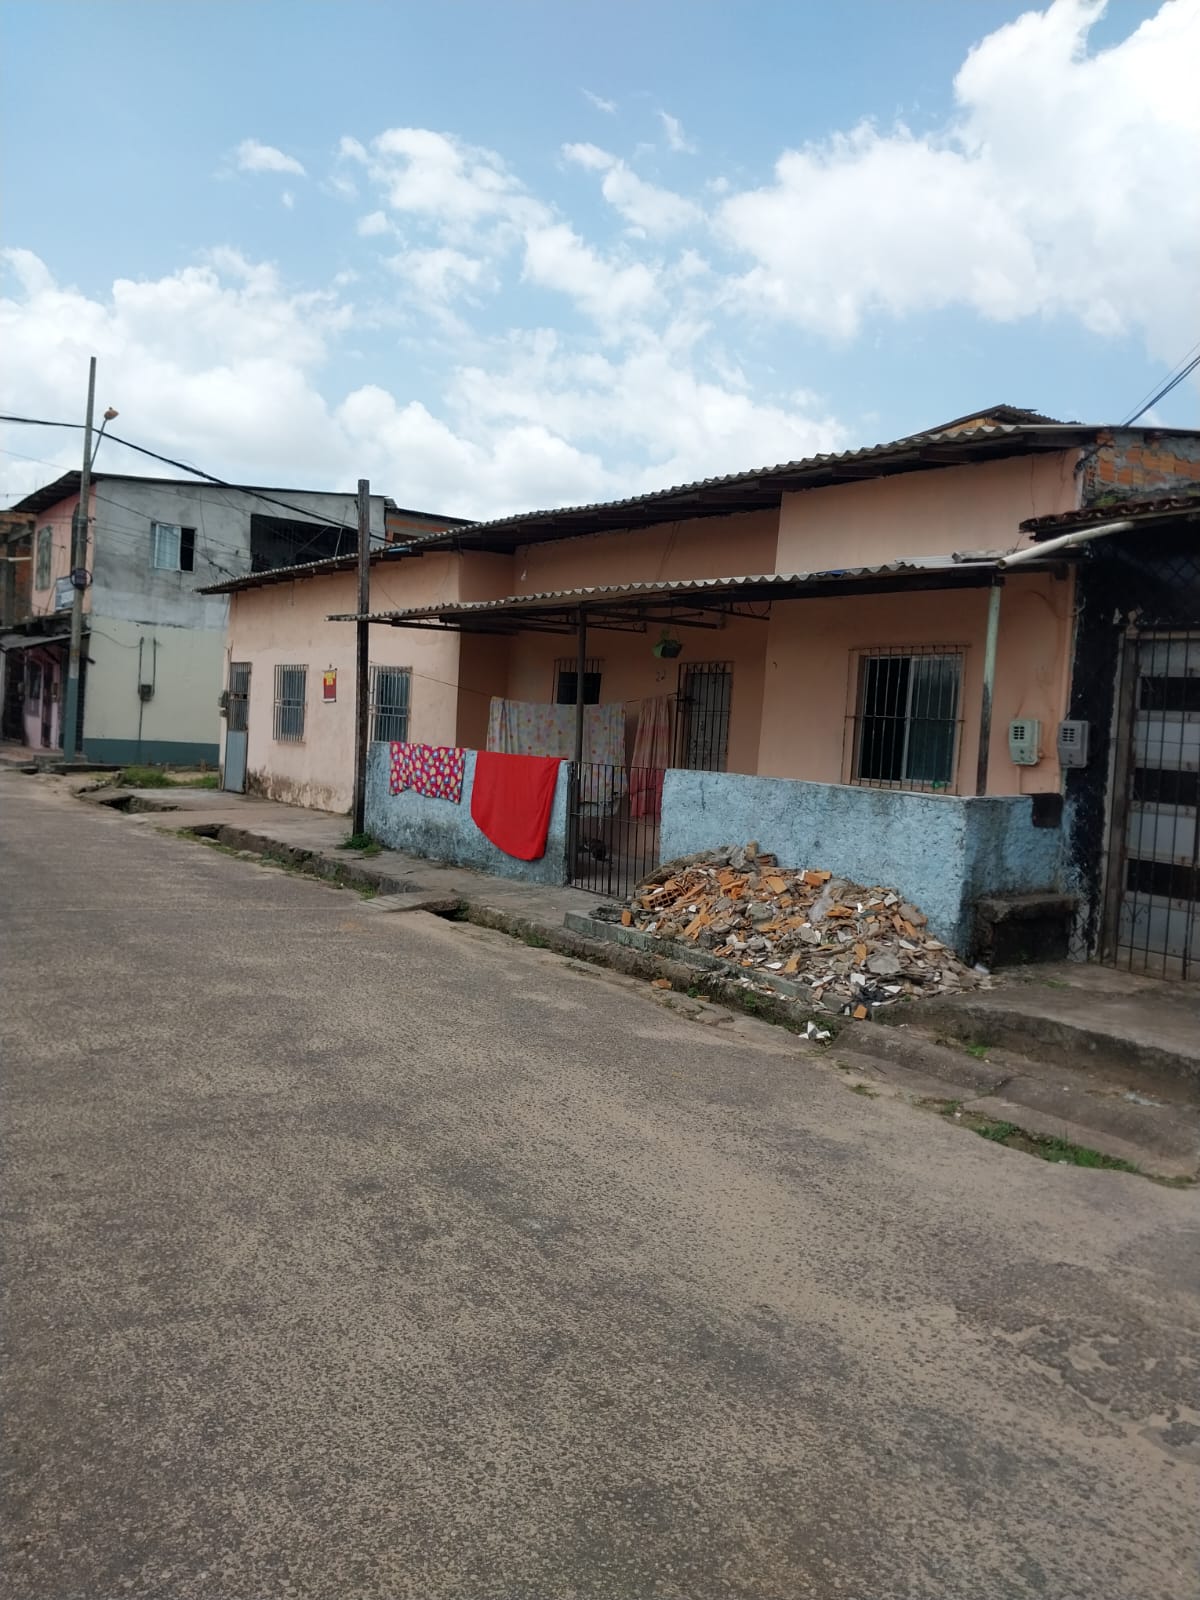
[0, 631, 72, 651]
[327, 558, 1051, 636]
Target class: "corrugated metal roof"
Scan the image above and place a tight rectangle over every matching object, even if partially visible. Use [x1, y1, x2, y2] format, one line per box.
[1022, 491, 1200, 535]
[196, 544, 408, 596]
[395, 421, 1108, 553]
[328, 558, 1010, 628]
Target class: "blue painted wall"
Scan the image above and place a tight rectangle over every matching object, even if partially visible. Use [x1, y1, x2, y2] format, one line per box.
[660, 770, 1063, 953]
[365, 744, 570, 885]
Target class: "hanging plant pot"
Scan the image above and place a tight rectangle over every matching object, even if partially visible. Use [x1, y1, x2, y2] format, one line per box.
[653, 632, 683, 660]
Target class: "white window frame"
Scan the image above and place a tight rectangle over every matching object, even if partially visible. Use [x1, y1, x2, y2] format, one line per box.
[151, 522, 196, 572]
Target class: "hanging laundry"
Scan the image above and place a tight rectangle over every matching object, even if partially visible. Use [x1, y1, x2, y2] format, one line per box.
[629, 695, 673, 819]
[389, 742, 466, 804]
[470, 751, 561, 860]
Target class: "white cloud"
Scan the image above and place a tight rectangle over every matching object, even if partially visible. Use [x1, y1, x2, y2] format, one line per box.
[281, 190, 295, 210]
[387, 246, 489, 304]
[357, 210, 392, 237]
[583, 89, 618, 115]
[235, 139, 306, 178]
[563, 143, 702, 237]
[659, 112, 696, 154]
[522, 224, 661, 323]
[717, 0, 1200, 354]
[363, 127, 544, 230]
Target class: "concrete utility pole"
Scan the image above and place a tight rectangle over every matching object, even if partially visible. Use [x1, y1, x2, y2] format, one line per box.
[62, 358, 97, 763]
[351, 479, 371, 836]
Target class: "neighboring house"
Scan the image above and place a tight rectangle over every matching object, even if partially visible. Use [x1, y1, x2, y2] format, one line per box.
[0, 472, 456, 764]
[208, 407, 1200, 967]
[1020, 488, 1200, 978]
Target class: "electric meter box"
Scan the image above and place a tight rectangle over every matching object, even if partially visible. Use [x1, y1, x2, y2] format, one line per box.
[1008, 718, 1041, 766]
[1057, 719, 1090, 768]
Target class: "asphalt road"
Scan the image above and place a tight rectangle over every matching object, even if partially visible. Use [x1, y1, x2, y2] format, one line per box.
[2, 771, 1198, 1600]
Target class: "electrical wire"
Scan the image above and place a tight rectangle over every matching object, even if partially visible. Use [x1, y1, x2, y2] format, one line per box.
[0, 412, 375, 538]
[1122, 350, 1200, 426]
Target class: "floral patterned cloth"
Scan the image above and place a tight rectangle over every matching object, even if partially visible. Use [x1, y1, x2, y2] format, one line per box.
[389, 742, 466, 804]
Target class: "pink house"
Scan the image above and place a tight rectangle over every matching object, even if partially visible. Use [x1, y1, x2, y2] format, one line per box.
[208, 408, 1200, 968]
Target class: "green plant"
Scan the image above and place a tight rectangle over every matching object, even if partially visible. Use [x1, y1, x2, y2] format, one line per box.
[340, 831, 376, 851]
[849, 1083, 880, 1098]
[965, 1043, 991, 1060]
[118, 765, 174, 788]
[182, 773, 219, 789]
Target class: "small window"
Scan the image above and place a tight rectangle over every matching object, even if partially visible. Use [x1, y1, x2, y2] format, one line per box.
[849, 647, 963, 791]
[151, 522, 196, 572]
[555, 657, 603, 705]
[35, 527, 52, 590]
[273, 664, 307, 742]
[370, 665, 411, 744]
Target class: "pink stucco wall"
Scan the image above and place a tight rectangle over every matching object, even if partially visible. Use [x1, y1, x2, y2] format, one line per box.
[28, 488, 92, 618]
[225, 555, 466, 812]
[757, 569, 1075, 795]
[776, 451, 1080, 573]
[514, 509, 779, 593]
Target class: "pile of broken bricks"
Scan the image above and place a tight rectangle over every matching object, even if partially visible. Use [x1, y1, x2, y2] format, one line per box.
[598, 842, 989, 1016]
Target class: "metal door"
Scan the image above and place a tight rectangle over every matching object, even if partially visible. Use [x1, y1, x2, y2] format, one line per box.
[222, 662, 251, 793]
[1106, 632, 1200, 978]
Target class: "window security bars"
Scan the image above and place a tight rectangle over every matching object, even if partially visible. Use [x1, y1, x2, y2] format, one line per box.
[848, 647, 964, 791]
[35, 527, 52, 589]
[226, 662, 251, 733]
[273, 664, 307, 742]
[675, 663, 732, 772]
[370, 665, 411, 744]
[554, 657, 604, 706]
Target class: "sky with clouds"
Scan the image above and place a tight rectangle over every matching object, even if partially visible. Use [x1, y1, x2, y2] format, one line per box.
[2, 0, 1197, 519]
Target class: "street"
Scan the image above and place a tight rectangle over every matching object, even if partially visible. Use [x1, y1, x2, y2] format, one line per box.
[2, 770, 1197, 1600]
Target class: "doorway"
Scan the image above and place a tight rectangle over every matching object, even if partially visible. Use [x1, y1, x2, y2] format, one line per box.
[222, 662, 251, 793]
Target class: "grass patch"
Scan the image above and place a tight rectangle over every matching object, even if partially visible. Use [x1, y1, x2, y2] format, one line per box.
[960, 1111, 1140, 1172]
[340, 831, 381, 854]
[182, 773, 219, 789]
[964, 1042, 991, 1060]
[118, 765, 174, 788]
[849, 1082, 880, 1098]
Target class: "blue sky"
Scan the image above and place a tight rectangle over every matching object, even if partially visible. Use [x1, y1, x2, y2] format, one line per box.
[2, 0, 1196, 517]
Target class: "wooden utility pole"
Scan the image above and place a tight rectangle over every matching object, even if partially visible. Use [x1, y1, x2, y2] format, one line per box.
[351, 479, 371, 835]
[62, 357, 96, 762]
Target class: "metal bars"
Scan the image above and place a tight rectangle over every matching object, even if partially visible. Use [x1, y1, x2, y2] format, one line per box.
[272, 663, 307, 742]
[226, 662, 250, 733]
[1106, 629, 1200, 979]
[369, 665, 411, 744]
[675, 662, 732, 772]
[567, 763, 661, 899]
[848, 645, 964, 791]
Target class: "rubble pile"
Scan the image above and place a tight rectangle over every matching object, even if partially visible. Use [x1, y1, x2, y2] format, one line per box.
[604, 842, 988, 1014]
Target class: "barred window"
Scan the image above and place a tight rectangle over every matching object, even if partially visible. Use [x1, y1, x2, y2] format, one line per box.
[370, 665, 411, 743]
[676, 662, 732, 772]
[35, 527, 52, 590]
[273, 664, 307, 742]
[849, 647, 963, 791]
[554, 657, 603, 705]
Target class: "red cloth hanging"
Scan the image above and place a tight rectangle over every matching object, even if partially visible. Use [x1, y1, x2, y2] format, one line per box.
[470, 752, 561, 861]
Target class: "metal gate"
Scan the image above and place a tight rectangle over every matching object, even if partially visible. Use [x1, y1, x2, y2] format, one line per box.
[222, 661, 251, 793]
[1105, 630, 1200, 978]
[568, 763, 662, 900]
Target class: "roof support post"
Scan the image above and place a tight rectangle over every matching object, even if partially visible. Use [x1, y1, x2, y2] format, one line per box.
[975, 579, 1003, 796]
[574, 607, 587, 768]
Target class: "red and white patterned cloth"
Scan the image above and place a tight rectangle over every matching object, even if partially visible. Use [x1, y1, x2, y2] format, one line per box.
[389, 742, 466, 804]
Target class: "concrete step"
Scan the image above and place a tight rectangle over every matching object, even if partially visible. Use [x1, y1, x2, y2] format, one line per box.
[893, 968, 1200, 1086]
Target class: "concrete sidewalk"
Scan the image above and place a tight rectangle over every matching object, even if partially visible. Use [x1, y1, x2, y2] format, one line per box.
[51, 770, 1200, 1179]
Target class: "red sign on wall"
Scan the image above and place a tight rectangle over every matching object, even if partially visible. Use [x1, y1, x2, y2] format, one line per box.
[322, 669, 337, 703]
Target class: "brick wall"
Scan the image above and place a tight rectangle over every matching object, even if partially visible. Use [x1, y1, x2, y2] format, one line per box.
[1081, 429, 1200, 504]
